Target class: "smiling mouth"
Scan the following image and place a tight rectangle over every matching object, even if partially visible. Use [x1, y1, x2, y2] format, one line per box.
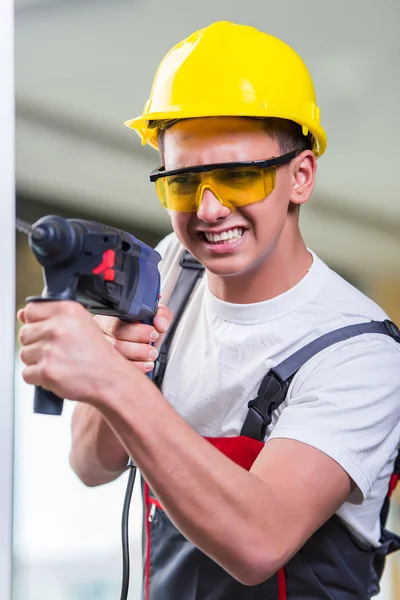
[199, 227, 246, 244]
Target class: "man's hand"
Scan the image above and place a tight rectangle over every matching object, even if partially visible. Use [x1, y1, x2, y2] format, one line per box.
[93, 303, 172, 373]
[18, 301, 130, 403]
[17, 300, 173, 402]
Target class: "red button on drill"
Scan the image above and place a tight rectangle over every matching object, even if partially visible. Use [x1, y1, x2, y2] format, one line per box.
[104, 268, 115, 281]
[92, 249, 116, 279]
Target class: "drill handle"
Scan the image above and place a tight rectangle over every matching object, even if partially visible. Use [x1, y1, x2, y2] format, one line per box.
[34, 387, 64, 415]
[26, 296, 67, 415]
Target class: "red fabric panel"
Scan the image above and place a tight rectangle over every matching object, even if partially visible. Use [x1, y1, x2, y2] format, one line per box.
[277, 567, 287, 600]
[388, 474, 399, 498]
[205, 435, 265, 471]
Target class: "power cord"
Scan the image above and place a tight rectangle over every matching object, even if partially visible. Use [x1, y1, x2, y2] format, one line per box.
[120, 462, 137, 600]
[119, 345, 155, 599]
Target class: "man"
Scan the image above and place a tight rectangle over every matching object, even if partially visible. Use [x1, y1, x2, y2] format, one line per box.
[18, 22, 400, 599]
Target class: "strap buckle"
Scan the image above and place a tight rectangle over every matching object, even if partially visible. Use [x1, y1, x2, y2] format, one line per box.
[241, 371, 289, 441]
[384, 320, 400, 342]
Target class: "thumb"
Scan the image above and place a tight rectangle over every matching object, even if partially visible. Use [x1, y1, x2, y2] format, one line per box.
[153, 303, 172, 334]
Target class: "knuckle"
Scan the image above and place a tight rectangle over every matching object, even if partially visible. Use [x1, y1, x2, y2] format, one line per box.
[48, 322, 62, 341]
[24, 303, 34, 323]
[41, 360, 56, 384]
[42, 343, 54, 361]
[111, 338, 123, 354]
[60, 301, 75, 316]
[19, 347, 28, 364]
[63, 301, 83, 318]
[103, 333, 116, 349]
[108, 336, 117, 348]
[18, 325, 27, 345]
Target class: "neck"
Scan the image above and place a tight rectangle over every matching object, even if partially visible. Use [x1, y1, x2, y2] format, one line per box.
[206, 231, 312, 304]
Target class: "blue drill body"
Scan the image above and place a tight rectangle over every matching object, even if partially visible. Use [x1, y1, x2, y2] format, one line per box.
[26, 214, 162, 415]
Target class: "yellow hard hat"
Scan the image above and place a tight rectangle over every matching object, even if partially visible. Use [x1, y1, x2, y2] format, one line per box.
[125, 21, 327, 158]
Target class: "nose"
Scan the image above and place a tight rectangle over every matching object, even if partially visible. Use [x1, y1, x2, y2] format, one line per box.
[196, 187, 231, 223]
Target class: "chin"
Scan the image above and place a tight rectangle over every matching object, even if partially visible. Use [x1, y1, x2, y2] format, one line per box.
[200, 254, 251, 277]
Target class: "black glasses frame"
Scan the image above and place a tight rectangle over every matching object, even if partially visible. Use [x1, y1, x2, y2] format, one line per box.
[149, 149, 301, 183]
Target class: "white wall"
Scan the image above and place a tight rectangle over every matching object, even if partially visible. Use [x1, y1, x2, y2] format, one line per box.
[0, 1, 15, 599]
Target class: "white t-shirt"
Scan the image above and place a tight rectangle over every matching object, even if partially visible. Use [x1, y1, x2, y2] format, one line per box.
[155, 232, 400, 547]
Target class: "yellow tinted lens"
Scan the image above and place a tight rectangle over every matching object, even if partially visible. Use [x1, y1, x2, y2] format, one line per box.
[211, 166, 266, 207]
[156, 173, 200, 210]
[155, 166, 276, 211]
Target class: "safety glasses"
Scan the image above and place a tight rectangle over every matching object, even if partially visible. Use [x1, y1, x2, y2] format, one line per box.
[149, 149, 300, 212]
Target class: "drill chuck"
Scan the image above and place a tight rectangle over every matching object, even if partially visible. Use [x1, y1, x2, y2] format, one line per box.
[29, 215, 83, 266]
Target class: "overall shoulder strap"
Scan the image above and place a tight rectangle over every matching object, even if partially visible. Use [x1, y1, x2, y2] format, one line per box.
[241, 320, 400, 441]
[153, 251, 204, 389]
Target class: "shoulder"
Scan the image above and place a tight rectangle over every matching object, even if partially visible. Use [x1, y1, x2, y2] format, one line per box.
[154, 232, 187, 303]
[281, 333, 400, 498]
[287, 255, 400, 425]
[291, 331, 400, 396]
[311, 252, 388, 322]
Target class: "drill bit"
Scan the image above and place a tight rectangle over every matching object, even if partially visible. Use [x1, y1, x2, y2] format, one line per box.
[16, 218, 45, 240]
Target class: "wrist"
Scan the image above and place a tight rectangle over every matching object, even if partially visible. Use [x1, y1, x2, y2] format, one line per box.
[90, 356, 155, 419]
[91, 361, 166, 463]
[85, 355, 136, 409]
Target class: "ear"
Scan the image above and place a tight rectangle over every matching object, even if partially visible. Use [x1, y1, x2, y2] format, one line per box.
[289, 150, 317, 207]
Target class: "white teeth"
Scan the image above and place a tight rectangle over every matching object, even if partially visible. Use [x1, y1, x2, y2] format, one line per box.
[204, 228, 244, 243]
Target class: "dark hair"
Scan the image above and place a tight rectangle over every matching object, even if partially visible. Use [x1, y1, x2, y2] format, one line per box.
[262, 117, 314, 154]
[156, 117, 314, 161]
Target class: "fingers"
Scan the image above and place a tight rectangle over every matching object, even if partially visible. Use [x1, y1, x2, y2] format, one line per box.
[103, 334, 158, 363]
[103, 337, 156, 374]
[94, 315, 157, 343]
[20, 301, 84, 324]
[20, 341, 46, 366]
[93, 303, 173, 372]
[94, 303, 173, 344]
[21, 364, 42, 387]
[19, 320, 53, 346]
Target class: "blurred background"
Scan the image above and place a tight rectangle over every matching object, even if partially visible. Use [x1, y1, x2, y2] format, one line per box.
[14, 0, 400, 598]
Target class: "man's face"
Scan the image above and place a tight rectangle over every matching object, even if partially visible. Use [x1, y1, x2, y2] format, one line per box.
[162, 117, 313, 277]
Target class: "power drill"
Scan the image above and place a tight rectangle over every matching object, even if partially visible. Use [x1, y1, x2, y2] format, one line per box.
[17, 214, 161, 416]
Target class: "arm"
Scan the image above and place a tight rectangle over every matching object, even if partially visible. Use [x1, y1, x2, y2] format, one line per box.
[97, 370, 354, 585]
[69, 307, 171, 487]
[69, 403, 128, 487]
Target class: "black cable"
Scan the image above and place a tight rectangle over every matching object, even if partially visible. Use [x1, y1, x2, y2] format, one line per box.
[120, 464, 137, 600]
[119, 338, 155, 599]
